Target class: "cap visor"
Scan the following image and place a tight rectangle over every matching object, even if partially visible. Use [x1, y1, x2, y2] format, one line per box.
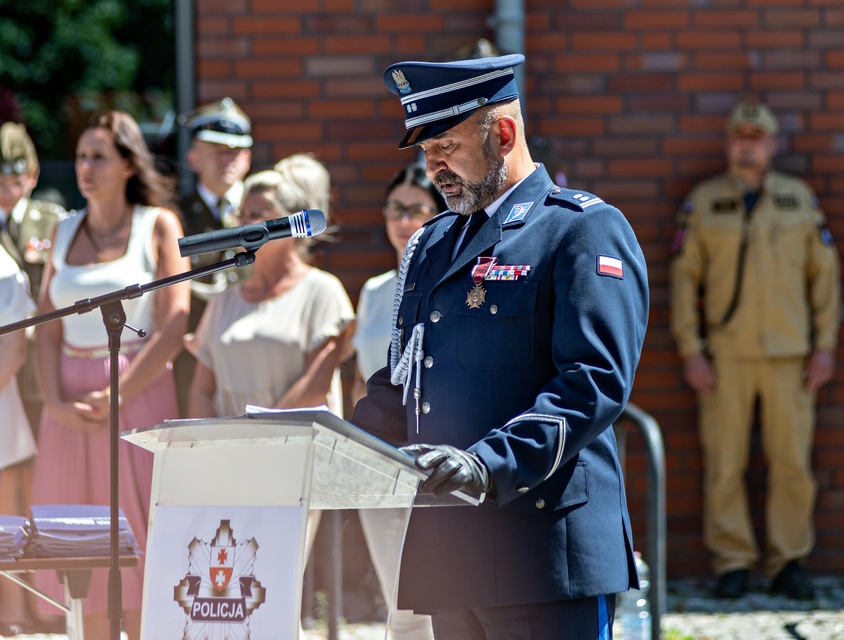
[195, 130, 253, 148]
[398, 110, 478, 150]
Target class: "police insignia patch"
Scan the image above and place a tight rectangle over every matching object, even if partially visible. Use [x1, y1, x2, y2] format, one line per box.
[503, 202, 532, 224]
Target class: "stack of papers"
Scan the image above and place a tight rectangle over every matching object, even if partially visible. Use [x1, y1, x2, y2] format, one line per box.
[0, 516, 29, 560]
[27, 505, 139, 558]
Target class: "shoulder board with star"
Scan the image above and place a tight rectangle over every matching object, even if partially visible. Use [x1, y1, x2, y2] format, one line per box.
[546, 187, 605, 212]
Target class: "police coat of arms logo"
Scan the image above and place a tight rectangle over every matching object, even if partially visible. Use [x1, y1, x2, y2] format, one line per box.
[174, 519, 266, 639]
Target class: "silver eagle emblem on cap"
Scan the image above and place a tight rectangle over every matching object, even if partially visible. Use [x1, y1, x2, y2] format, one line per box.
[392, 69, 411, 94]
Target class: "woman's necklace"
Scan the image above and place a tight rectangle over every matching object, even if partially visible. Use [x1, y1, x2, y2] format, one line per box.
[83, 208, 131, 261]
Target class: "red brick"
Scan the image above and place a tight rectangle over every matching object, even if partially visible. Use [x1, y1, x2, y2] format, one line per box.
[257, 122, 323, 141]
[197, 60, 232, 78]
[676, 31, 742, 50]
[749, 71, 806, 90]
[252, 37, 320, 56]
[624, 11, 689, 29]
[610, 74, 675, 92]
[679, 73, 744, 91]
[252, 80, 320, 99]
[233, 17, 300, 35]
[554, 96, 623, 114]
[694, 10, 758, 28]
[827, 51, 844, 68]
[763, 9, 822, 29]
[693, 52, 754, 71]
[308, 100, 376, 119]
[234, 59, 303, 78]
[304, 56, 374, 77]
[747, 31, 804, 48]
[793, 134, 842, 153]
[641, 33, 673, 50]
[197, 17, 229, 36]
[252, 0, 319, 10]
[813, 156, 844, 173]
[198, 0, 247, 11]
[526, 34, 568, 54]
[571, 32, 637, 50]
[323, 0, 355, 9]
[538, 118, 606, 137]
[324, 36, 392, 55]
[554, 54, 620, 73]
[376, 15, 444, 32]
[764, 50, 822, 69]
[609, 158, 674, 178]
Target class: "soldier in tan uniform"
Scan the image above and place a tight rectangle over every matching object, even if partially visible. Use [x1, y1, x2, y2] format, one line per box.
[670, 102, 840, 600]
[0, 121, 64, 632]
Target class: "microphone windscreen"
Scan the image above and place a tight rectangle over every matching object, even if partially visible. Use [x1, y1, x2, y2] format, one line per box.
[304, 209, 327, 236]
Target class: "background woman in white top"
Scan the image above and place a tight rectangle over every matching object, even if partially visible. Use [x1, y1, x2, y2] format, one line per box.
[351, 163, 444, 640]
[0, 245, 36, 634]
[31, 111, 189, 640]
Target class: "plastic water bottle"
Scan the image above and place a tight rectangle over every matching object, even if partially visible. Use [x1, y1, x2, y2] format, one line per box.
[614, 552, 651, 640]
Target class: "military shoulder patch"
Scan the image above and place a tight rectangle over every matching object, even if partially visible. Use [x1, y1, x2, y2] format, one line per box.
[819, 225, 834, 246]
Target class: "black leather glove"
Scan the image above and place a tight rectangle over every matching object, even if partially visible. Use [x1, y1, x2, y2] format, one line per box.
[401, 444, 492, 497]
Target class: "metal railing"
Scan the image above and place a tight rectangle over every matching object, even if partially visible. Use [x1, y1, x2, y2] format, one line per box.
[615, 402, 666, 640]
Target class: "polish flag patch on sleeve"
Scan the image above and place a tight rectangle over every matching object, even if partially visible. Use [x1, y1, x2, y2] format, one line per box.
[597, 255, 624, 279]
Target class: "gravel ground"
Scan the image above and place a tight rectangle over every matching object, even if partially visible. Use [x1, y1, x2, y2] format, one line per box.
[4, 575, 843, 639]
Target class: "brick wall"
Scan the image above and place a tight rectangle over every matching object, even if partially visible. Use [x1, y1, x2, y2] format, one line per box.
[194, 0, 844, 579]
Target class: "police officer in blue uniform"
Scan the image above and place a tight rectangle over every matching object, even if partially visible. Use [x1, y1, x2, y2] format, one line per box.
[352, 54, 650, 639]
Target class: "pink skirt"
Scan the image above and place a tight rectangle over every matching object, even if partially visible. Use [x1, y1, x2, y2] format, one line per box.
[31, 349, 179, 615]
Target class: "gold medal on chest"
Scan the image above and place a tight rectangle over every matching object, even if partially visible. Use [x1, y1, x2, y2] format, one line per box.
[466, 282, 486, 309]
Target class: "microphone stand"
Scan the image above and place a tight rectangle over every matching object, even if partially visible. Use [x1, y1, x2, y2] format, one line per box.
[0, 249, 256, 640]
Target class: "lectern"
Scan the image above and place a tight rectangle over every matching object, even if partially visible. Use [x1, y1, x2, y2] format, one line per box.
[123, 407, 474, 639]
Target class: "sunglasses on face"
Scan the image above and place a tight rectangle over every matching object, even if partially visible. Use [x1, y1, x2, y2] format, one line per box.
[383, 201, 437, 222]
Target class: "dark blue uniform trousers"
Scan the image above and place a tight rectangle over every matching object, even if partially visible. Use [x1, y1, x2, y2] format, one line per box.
[426, 594, 614, 639]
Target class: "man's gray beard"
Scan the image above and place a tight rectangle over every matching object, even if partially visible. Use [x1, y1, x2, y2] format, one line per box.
[440, 142, 509, 215]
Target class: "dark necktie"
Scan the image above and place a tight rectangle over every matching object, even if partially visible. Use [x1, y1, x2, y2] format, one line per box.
[217, 197, 235, 227]
[0, 219, 21, 263]
[455, 211, 486, 257]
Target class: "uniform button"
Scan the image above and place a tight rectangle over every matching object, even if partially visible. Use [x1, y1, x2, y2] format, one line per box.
[424, 356, 434, 368]
[489, 304, 498, 315]
[398, 316, 404, 326]
[517, 486, 529, 494]
[430, 310, 441, 322]
[552, 188, 561, 195]
[535, 498, 546, 509]
[421, 402, 431, 414]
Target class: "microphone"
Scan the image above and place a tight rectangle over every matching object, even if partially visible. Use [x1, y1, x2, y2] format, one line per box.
[178, 209, 327, 257]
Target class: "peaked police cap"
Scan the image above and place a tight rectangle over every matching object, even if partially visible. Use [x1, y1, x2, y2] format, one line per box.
[179, 97, 253, 149]
[384, 54, 525, 149]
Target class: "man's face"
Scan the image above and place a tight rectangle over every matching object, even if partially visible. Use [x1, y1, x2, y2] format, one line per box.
[727, 124, 777, 173]
[187, 139, 251, 196]
[0, 171, 36, 212]
[420, 115, 508, 215]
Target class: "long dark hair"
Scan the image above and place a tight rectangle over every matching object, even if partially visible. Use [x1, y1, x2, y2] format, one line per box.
[384, 162, 447, 213]
[84, 111, 176, 209]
